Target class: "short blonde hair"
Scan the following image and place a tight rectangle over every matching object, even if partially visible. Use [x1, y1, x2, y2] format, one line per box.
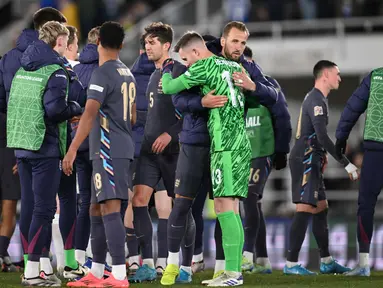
[39, 21, 69, 48]
[87, 26, 100, 45]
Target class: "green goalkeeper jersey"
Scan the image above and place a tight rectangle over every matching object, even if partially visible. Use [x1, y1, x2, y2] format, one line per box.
[162, 55, 250, 153]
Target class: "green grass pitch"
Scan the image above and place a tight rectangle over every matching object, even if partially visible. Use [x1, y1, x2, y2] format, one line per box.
[1, 270, 383, 287]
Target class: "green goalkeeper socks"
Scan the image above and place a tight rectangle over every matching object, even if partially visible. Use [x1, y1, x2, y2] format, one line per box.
[64, 249, 78, 269]
[218, 210, 241, 272]
[236, 213, 244, 271]
[24, 254, 28, 273]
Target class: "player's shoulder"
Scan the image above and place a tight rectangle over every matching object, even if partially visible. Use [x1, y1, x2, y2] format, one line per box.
[303, 89, 325, 110]
[208, 56, 242, 72]
[172, 60, 187, 77]
[100, 60, 132, 75]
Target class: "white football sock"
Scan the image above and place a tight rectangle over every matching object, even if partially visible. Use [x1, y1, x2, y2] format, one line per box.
[40, 257, 53, 274]
[142, 258, 154, 268]
[286, 261, 298, 268]
[75, 250, 86, 265]
[112, 264, 127, 280]
[214, 260, 225, 274]
[52, 214, 65, 269]
[91, 262, 104, 279]
[167, 252, 179, 266]
[243, 251, 253, 262]
[321, 256, 333, 264]
[192, 252, 203, 263]
[359, 253, 369, 267]
[25, 261, 39, 279]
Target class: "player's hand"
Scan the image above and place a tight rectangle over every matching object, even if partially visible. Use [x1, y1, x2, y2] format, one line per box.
[232, 68, 256, 92]
[70, 116, 81, 123]
[273, 153, 287, 170]
[335, 138, 347, 158]
[152, 132, 172, 154]
[162, 58, 174, 74]
[321, 154, 328, 173]
[12, 163, 18, 175]
[201, 90, 228, 108]
[62, 148, 77, 176]
[345, 163, 359, 181]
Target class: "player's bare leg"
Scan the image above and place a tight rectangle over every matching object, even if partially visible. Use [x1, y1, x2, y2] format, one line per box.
[154, 190, 171, 275]
[124, 189, 140, 275]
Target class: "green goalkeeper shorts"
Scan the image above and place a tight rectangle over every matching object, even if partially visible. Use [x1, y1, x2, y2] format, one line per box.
[210, 149, 251, 198]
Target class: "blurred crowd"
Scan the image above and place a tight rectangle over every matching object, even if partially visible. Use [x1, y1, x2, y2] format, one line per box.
[0, 0, 377, 44]
[38, 0, 172, 43]
[225, 0, 383, 22]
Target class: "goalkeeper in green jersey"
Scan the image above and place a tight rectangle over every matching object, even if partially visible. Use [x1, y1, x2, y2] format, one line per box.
[161, 31, 251, 287]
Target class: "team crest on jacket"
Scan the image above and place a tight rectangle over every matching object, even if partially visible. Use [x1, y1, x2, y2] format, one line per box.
[314, 106, 323, 116]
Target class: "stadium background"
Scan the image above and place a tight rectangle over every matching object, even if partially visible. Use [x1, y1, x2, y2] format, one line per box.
[1, 0, 383, 271]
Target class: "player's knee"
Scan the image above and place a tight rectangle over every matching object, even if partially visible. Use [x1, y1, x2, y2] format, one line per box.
[132, 193, 148, 207]
[172, 197, 193, 216]
[132, 186, 152, 207]
[214, 197, 233, 214]
[156, 204, 171, 218]
[89, 203, 101, 217]
[314, 200, 328, 214]
[296, 203, 316, 214]
[1, 204, 16, 227]
[100, 199, 121, 216]
[1, 200, 17, 216]
[358, 195, 378, 212]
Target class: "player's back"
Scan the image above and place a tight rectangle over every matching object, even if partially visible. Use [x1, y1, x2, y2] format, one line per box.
[291, 88, 328, 158]
[88, 60, 135, 160]
[198, 56, 249, 152]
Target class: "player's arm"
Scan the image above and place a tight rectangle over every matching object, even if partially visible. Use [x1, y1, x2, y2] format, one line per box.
[165, 109, 183, 140]
[170, 63, 206, 113]
[43, 70, 82, 123]
[63, 69, 109, 175]
[69, 99, 100, 152]
[69, 69, 109, 152]
[336, 72, 371, 143]
[131, 102, 137, 126]
[308, 98, 349, 166]
[161, 59, 208, 95]
[265, 77, 292, 170]
[233, 61, 278, 107]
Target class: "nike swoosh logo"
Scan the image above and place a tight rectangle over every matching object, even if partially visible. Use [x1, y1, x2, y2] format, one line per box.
[171, 224, 184, 228]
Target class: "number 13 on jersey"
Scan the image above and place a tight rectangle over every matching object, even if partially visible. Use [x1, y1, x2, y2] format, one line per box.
[121, 82, 136, 121]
